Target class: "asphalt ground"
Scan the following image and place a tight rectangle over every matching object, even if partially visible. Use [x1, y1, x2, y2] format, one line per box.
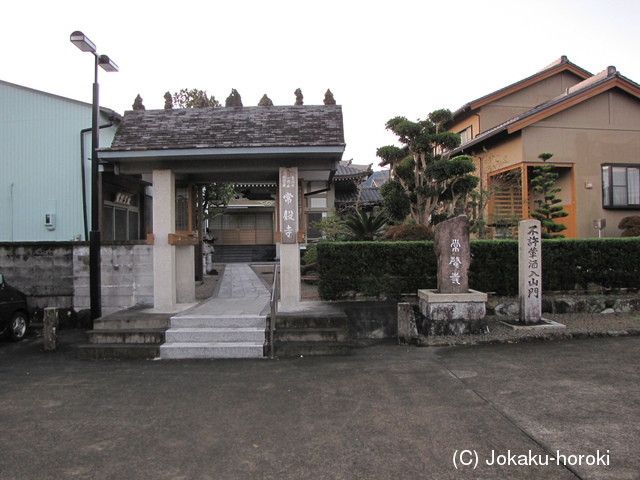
[1, 331, 638, 480]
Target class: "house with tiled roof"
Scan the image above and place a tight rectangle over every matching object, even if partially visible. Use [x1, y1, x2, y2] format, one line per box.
[446, 56, 640, 238]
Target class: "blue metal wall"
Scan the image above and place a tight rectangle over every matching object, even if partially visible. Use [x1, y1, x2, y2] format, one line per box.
[0, 80, 118, 241]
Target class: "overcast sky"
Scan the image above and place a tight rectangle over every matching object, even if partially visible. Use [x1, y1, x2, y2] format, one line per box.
[2, 0, 639, 169]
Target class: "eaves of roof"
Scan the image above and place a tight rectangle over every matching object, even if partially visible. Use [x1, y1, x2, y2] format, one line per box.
[335, 187, 383, 206]
[451, 56, 592, 119]
[335, 163, 369, 179]
[452, 68, 640, 155]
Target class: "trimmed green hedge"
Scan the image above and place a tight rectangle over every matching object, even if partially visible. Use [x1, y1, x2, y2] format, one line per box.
[316, 238, 640, 300]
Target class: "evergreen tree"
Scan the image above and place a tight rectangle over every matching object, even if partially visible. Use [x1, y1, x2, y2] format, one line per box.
[530, 153, 569, 238]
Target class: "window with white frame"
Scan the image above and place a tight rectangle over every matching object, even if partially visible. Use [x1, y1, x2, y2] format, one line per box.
[602, 164, 640, 208]
[458, 126, 473, 145]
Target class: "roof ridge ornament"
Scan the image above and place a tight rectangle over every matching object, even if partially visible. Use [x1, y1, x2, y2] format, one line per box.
[324, 89, 336, 105]
[132, 94, 145, 111]
[258, 94, 274, 107]
[225, 89, 243, 107]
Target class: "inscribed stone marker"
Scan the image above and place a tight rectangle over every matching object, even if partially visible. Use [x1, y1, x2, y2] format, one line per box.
[519, 219, 542, 324]
[434, 215, 470, 294]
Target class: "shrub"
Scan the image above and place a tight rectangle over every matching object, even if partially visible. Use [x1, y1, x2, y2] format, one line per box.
[317, 242, 436, 300]
[315, 238, 640, 299]
[385, 224, 434, 241]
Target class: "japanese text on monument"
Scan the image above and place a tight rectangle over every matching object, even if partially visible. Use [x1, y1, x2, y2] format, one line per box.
[280, 169, 297, 244]
[450, 238, 462, 285]
[527, 224, 540, 298]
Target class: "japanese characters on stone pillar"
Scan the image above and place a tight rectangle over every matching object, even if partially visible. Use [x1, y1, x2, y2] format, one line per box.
[279, 167, 301, 309]
[519, 219, 542, 324]
[280, 168, 298, 244]
[434, 215, 470, 294]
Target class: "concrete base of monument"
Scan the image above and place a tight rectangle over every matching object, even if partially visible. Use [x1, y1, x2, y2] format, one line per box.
[501, 318, 566, 330]
[418, 289, 489, 336]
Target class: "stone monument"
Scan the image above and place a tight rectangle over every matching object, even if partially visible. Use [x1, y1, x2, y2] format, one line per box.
[519, 219, 542, 324]
[502, 219, 564, 330]
[418, 215, 488, 335]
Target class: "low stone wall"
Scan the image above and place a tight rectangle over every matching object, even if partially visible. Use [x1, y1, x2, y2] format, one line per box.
[0, 242, 153, 317]
[73, 243, 153, 316]
[489, 293, 640, 316]
[0, 243, 75, 309]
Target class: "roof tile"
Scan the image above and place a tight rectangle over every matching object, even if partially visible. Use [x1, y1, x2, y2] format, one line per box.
[107, 105, 345, 151]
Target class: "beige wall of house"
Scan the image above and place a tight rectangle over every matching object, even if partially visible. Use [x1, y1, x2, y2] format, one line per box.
[480, 72, 586, 132]
[519, 90, 640, 237]
[449, 71, 587, 139]
[447, 115, 480, 143]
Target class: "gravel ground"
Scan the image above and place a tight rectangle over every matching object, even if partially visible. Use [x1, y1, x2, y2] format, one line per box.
[195, 265, 225, 300]
[417, 312, 640, 347]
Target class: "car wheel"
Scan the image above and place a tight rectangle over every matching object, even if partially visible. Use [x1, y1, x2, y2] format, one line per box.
[9, 312, 28, 341]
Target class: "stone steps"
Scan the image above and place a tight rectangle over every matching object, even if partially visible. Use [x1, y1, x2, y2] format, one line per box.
[270, 308, 353, 357]
[87, 329, 166, 344]
[160, 314, 266, 359]
[273, 342, 352, 357]
[274, 328, 349, 343]
[77, 344, 162, 360]
[165, 327, 265, 343]
[92, 316, 169, 330]
[160, 342, 264, 359]
[169, 315, 264, 328]
[78, 311, 170, 360]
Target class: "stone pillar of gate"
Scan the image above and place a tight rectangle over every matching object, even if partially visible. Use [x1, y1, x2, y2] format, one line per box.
[278, 167, 301, 310]
[176, 245, 195, 304]
[152, 169, 177, 312]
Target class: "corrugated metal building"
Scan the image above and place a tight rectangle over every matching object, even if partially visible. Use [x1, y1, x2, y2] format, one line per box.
[0, 79, 128, 241]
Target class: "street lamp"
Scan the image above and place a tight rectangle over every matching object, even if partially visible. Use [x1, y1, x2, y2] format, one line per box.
[70, 31, 119, 320]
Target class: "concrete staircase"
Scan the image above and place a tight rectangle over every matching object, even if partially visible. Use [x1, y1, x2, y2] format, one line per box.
[271, 307, 353, 357]
[77, 309, 170, 360]
[159, 313, 266, 359]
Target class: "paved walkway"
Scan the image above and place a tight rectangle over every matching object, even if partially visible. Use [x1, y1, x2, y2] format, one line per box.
[177, 263, 271, 317]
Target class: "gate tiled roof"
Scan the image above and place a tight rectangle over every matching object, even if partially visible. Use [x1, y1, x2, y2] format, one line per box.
[106, 105, 345, 152]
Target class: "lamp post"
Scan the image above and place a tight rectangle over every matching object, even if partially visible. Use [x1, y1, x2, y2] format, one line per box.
[70, 31, 119, 320]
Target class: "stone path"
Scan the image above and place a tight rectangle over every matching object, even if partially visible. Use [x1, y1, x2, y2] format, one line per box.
[183, 263, 271, 317]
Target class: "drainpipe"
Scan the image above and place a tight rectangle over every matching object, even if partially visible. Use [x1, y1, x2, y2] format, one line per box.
[9, 182, 15, 241]
[80, 119, 114, 241]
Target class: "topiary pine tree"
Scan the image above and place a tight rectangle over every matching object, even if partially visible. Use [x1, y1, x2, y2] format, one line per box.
[530, 153, 569, 238]
[618, 216, 640, 237]
[376, 109, 479, 226]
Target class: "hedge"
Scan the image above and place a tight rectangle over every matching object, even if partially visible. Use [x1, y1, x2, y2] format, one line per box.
[316, 238, 640, 300]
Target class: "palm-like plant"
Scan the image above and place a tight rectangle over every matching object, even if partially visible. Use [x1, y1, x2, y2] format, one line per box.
[343, 210, 388, 241]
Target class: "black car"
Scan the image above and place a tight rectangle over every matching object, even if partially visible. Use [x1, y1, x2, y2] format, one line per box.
[0, 273, 30, 341]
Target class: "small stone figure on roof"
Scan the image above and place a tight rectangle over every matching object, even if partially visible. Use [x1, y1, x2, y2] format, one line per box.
[163, 92, 173, 110]
[132, 94, 145, 111]
[258, 94, 274, 107]
[225, 89, 243, 107]
[194, 94, 209, 108]
[294, 88, 303, 105]
[323, 89, 336, 105]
